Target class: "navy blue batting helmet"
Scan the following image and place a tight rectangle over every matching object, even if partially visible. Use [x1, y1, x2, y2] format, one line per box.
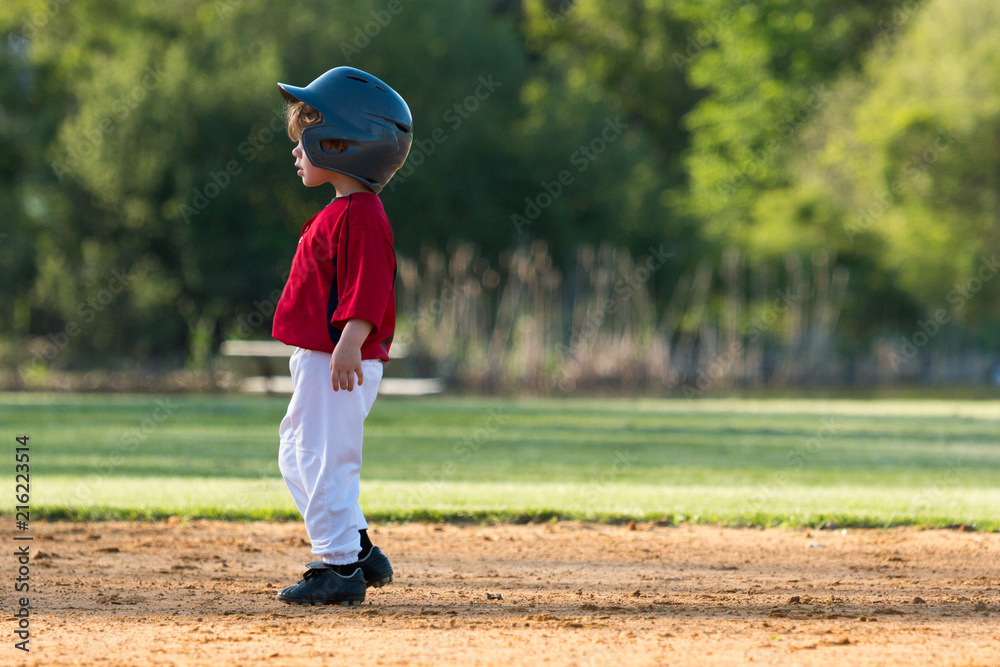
[278, 67, 412, 194]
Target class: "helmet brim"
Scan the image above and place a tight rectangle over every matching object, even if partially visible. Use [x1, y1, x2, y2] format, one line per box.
[277, 82, 308, 104]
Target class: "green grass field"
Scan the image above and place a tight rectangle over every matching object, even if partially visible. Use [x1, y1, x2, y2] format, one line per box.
[2, 393, 999, 529]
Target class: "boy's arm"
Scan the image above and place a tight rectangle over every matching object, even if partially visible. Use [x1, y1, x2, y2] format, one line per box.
[330, 318, 374, 391]
[330, 219, 394, 346]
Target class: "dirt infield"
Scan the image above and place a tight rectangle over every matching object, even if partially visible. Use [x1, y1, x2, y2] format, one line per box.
[11, 520, 1000, 666]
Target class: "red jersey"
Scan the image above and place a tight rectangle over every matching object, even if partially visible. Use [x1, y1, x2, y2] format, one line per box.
[272, 193, 396, 361]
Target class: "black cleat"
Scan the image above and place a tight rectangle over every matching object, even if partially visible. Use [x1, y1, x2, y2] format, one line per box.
[276, 561, 366, 606]
[358, 546, 393, 588]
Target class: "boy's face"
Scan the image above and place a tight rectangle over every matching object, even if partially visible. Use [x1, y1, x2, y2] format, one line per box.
[292, 139, 335, 188]
[291, 138, 371, 196]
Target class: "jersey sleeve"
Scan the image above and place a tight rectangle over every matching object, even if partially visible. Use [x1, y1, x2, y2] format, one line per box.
[331, 219, 395, 338]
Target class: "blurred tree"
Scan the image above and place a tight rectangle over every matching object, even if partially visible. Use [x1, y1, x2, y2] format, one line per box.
[675, 0, 896, 246]
[0, 1, 73, 357]
[3, 0, 997, 375]
[7, 0, 292, 366]
[4, 0, 536, 366]
[339, 0, 533, 257]
[668, 0, 916, 351]
[513, 0, 711, 295]
[790, 0, 1000, 333]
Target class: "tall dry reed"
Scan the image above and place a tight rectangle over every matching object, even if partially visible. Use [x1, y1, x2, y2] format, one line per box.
[394, 243, 988, 393]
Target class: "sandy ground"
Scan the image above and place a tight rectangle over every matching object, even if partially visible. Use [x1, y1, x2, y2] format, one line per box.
[8, 520, 1000, 666]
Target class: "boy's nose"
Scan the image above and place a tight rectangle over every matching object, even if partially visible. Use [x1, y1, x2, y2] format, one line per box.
[292, 142, 303, 158]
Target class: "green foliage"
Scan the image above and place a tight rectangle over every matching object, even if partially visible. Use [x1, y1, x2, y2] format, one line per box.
[3, 0, 543, 364]
[519, 0, 707, 284]
[675, 0, 895, 240]
[2, 0, 999, 370]
[794, 0, 1000, 324]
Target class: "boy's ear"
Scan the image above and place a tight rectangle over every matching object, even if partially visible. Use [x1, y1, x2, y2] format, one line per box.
[320, 139, 349, 154]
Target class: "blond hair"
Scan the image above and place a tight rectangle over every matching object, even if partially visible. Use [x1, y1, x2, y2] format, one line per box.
[285, 100, 323, 142]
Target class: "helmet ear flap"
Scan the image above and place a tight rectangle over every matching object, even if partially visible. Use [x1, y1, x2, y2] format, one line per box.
[318, 139, 353, 156]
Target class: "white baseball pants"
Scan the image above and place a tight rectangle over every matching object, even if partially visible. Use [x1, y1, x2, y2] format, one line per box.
[278, 348, 383, 565]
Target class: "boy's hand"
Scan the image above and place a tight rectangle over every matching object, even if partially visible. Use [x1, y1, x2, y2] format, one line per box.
[330, 319, 374, 391]
[331, 344, 363, 391]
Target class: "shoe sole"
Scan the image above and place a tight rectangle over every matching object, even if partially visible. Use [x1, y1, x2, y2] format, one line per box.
[277, 597, 364, 607]
[367, 574, 393, 589]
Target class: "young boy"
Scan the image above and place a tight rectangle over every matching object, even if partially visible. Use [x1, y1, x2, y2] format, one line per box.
[270, 66, 411, 606]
